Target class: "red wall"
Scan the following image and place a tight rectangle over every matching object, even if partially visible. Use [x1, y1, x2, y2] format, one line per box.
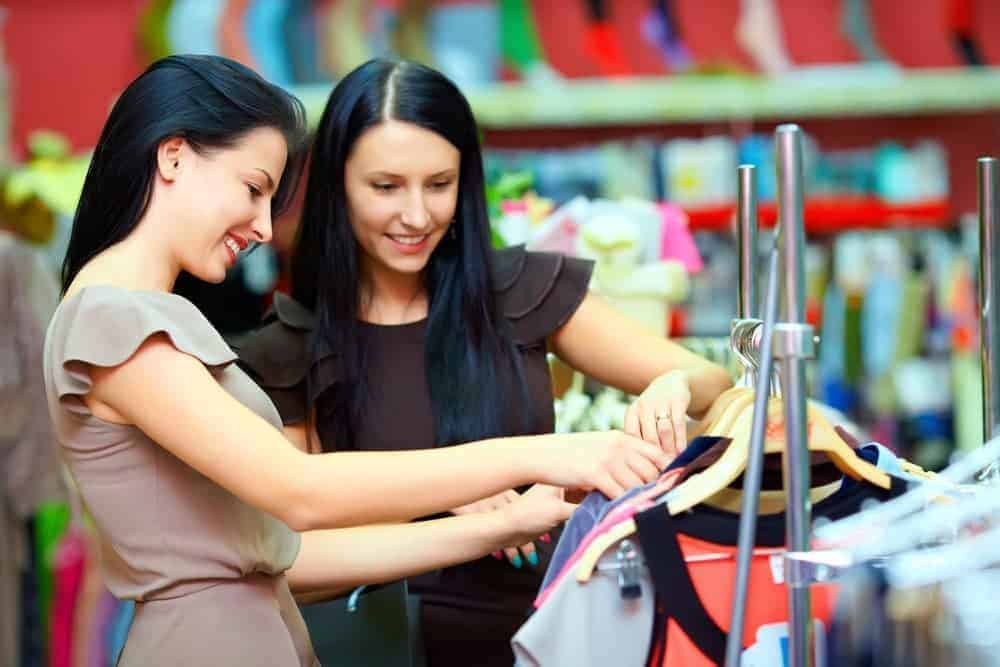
[4, 0, 146, 158]
[3, 0, 998, 213]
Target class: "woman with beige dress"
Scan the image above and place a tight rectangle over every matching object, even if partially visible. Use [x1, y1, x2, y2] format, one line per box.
[43, 55, 672, 666]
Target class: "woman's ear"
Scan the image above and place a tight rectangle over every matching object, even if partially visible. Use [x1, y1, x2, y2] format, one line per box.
[156, 136, 186, 182]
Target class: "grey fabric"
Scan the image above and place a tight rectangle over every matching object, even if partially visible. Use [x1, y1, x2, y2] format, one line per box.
[0, 232, 64, 667]
[513, 542, 655, 667]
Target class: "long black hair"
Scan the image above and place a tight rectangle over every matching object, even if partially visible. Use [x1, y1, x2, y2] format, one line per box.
[292, 58, 527, 450]
[62, 54, 307, 292]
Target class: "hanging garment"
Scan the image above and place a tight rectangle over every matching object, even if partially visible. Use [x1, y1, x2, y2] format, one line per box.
[106, 601, 135, 667]
[20, 518, 44, 667]
[515, 448, 909, 666]
[0, 231, 64, 667]
[49, 528, 86, 667]
[841, 0, 889, 63]
[642, 0, 692, 71]
[87, 589, 119, 667]
[735, 0, 792, 76]
[539, 436, 729, 595]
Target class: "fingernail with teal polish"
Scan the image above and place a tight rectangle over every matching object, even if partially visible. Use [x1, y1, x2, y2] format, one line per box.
[511, 555, 523, 569]
[528, 552, 539, 567]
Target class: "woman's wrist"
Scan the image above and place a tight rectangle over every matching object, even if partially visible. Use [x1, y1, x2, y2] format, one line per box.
[496, 434, 555, 487]
[463, 504, 520, 552]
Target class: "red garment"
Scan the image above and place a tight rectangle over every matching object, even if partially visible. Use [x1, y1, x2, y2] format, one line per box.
[644, 531, 836, 666]
[635, 475, 905, 665]
[583, 22, 633, 77]
[948, 0, 974, 33]
[49, 528, 87, 667]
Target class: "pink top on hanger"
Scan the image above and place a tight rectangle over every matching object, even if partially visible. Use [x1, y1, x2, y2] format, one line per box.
[658, 202, 703, 273]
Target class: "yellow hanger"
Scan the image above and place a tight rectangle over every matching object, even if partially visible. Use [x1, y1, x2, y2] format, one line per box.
[687, 387, 754, 439]
[575, 391, 756, 583]
[666, 397, 891, 516]
[575, 517, 640, 583]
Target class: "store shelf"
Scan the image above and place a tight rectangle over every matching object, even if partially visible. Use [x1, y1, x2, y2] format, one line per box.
[292, 66, 1000, 130]
[685, 197, 950, 233]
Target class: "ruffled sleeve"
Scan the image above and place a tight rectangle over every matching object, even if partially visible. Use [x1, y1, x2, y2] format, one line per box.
[233, 292, 325, 425]
[491, 245, 595, 347]
[50, 286, 237, 416]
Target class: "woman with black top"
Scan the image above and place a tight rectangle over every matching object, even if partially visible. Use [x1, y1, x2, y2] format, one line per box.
[237, 59, 732, 666]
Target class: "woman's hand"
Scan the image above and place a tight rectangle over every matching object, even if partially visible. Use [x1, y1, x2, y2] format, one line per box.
[534, 430, 671, 499]
[497, 485, 573, 565]
[453, 486, 564, 568]
[625, 370, 692, 458]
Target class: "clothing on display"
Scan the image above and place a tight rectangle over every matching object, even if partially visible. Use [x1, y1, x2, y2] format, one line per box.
[0, 231, 65, 667]
[515, 444, 912, 666]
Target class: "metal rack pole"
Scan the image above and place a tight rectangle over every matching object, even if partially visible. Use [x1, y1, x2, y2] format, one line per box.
[738, 164, 759, 320]
[980, 157, 1000, 447]
[724, 245, 780, 667]
[774, 124, 814, 667]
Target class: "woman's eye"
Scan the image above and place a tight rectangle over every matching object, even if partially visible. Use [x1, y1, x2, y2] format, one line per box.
[373, 183, 397, 192]
[247, 183, 262, 197]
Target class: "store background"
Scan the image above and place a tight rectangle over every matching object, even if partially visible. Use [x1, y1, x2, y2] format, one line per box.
[1, 1, 999, 666]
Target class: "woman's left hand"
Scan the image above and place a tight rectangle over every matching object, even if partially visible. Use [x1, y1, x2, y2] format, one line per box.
[624, 370, 691, 459]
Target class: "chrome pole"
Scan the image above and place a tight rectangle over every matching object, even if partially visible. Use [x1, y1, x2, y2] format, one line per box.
[980, 157, 1000, 443]
[724, 245, 780, 667]
[774, 124, 814, 667]
[738, 164, 759, 319]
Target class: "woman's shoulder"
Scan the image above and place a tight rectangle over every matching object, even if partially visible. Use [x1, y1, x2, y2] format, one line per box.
[47, 285, 238, 410]
[52, 285, 237, 367]
[490, 245, 594, 345]
[231, 292, 316, 389]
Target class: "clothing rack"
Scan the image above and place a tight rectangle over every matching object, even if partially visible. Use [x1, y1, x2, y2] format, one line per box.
[726, 152, 1000, 666]
[723, 125, 816, 667]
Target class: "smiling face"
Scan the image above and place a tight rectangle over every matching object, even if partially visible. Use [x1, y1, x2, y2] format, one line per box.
[160, 126, 288, 283]
[343, 119, 461, 282]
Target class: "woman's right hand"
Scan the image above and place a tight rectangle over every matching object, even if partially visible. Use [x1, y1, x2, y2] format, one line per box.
[534, 430, 671, 500]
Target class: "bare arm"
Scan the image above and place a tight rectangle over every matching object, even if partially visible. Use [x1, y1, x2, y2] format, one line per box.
[287, 494, 568, 602]
[90, 335, 667, 531]
[549, 294, 732, 415]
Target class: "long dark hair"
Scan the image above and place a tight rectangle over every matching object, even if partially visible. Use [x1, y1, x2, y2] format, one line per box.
[62, 54, 307, 292]
[292, 58, 527, 450]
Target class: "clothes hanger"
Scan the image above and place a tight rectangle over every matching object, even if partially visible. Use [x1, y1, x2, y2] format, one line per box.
[813, 435, 1000, 554]
[687, 387, 754, 440]
[665, 396, 892, 516]
[574, 397, 896, 583]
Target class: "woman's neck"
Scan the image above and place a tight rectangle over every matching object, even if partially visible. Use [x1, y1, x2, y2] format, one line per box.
[359, 262, 428, 325]
[75, 226, 180, 294]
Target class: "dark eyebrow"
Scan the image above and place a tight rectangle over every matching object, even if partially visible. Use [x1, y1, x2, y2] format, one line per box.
[255, 168, 275, 191]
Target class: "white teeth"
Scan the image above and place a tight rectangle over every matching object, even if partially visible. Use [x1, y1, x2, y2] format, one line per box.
[225, 238, 240, 255]
[389, 235, 428, 246]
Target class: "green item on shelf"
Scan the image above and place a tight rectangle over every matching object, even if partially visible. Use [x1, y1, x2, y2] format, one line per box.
[27, 131, 70, 161]
[138, 0, 175, 62]
[953, 350, 983, 453]
[486, 171, 533, 218]
[896, 272, 929, 363]
[499, 0, 544, 71]
[34, 502, 71, 645]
